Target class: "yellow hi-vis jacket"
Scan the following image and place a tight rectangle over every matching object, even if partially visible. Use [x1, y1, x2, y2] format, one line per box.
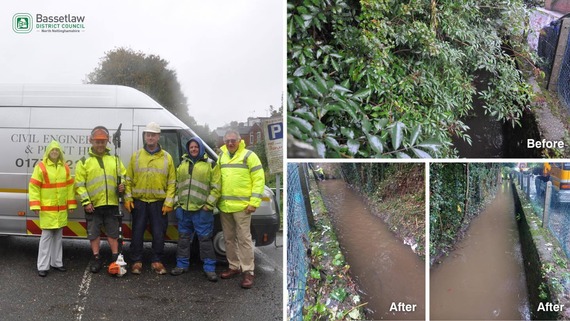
[75, 147, 127, 207]
[125, 145, 176, 207]
[176, 154, 221, 211]
[217, 140, 265, 213]
[28, 140, 77, 229]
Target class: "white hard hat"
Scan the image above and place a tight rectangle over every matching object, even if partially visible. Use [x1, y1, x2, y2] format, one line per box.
[143, 122, 161, 133]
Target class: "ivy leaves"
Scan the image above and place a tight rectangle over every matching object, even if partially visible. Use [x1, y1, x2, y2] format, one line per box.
[429, 163, 502, 263]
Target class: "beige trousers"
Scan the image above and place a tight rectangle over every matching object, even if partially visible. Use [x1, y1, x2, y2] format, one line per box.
[220, 211, 254, 274]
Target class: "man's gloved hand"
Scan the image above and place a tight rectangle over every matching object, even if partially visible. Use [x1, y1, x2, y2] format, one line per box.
[124, 201, 134, 213]
[162, 206, 173, 216]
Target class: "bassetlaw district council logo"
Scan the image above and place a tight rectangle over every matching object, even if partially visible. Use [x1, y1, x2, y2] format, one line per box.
[13, 13, 33, 33]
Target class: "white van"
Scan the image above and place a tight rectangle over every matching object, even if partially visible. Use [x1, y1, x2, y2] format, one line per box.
[0, 84, 280, 259]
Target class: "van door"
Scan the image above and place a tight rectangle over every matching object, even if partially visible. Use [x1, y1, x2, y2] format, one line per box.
[0, 107, 32, 235]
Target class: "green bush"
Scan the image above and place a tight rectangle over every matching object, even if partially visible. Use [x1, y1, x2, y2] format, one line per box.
[288, 0, 535, 158]
[430, 163, 502, 261]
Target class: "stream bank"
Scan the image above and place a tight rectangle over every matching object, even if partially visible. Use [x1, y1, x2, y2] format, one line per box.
[302, 177, 365, 321]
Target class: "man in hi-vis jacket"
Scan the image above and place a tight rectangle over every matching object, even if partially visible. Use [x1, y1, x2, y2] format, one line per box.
[217, 129, 265, 289]
[124, 122, 176, 275]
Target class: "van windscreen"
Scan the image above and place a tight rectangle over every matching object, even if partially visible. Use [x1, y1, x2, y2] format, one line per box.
[159, 130, 181, 168]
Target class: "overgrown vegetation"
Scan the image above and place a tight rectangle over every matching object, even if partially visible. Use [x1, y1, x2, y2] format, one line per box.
[288, 0, 537, 158]
[303, 188, 365, 320]
[339, 163, 425, 258]
[430, 163, 502, 264]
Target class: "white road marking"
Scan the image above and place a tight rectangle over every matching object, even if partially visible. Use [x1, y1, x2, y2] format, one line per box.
[74, 267, 93, 321]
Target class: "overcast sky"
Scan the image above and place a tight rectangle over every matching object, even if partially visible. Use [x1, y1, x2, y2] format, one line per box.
[1, 0, 284, 129]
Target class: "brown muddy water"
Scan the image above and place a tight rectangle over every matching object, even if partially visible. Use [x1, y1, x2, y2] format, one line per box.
[319, 179, 425, 320]
[431, 182, 530, 320]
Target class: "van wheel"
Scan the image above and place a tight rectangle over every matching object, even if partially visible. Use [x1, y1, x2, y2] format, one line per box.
[213, 231, 227, 262]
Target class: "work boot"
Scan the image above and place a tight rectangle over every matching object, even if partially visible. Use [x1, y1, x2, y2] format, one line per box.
[170, 267, 188, 276]
[220, 268, 241, 279]
[131, 262, 143, 275]
[90, 255, 102, 273]
[205, 271, 218, 282]
[240, 272, 254, 289]
[50, 265, 67, 272]
[151, 262, 167, 275]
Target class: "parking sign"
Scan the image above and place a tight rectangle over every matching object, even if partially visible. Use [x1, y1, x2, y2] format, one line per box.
[267, 122, 283, 140]
[263, 118, 283, 174]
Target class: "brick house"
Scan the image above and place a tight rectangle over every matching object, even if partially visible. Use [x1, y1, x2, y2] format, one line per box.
[215, 121, 264, 149]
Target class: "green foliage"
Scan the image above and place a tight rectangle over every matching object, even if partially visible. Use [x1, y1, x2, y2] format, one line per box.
[538, 282, 548, 300]
[330, 287, 348, 302]
[543, 262, 555, 274]
[332, 252, 345, 266]
[341, 163, 421, 194]
[288, 0, 534, 158]
[523, 0, 544, 7]
[303, 301, 327, 321]
[310, 268, 322, 280]
[553, 251, 568, 269]
[430, 164, 466, 258]
[252, 141, 274, 184]
[430, 163, 502, 261]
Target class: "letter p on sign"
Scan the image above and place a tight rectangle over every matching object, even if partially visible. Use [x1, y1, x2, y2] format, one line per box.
[268, 122, 283, 141]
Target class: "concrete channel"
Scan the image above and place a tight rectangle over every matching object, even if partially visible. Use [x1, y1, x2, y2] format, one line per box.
[431, 182, 530, 320]
[431, 177, 570, 320]
[512, 179, 570, 320]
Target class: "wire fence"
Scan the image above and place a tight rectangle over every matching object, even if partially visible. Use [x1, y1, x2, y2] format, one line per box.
[287, 163, 312, 321]
[558, 26, 570, 110]
[537, 17, 561, 80]
[513, 171, 570, 259]
[538, 16, 570, 110]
